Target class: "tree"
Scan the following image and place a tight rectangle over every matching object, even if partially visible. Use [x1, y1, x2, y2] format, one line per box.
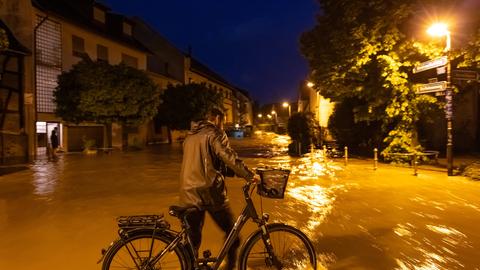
[328, 98, 383, 153]
[300, 0, 461, 157]
[156, 83, 224, 130]
[287, 112, 315, 156]
[460, 28, 480, 69]
[0, 28, 9, 51]
[54, 60, 160, 148]
[238, 101, 249, 127]
[54, 60, 160, 126]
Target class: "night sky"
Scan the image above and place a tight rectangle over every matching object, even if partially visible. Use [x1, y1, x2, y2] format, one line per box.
[101, 0, 319, 105]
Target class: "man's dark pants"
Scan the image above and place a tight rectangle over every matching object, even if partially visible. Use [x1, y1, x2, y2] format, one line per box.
[186, 206, 240, 269]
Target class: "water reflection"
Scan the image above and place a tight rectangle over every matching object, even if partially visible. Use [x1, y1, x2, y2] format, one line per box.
[31, 157, 64, 198]
[287, 185, 334, 236]
[393, 221, 471, 268]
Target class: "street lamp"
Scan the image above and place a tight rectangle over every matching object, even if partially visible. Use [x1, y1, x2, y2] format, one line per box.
[271, 110, 277, 124]
[428, 22, 453, 176]
[257, 114, 262, 118]
[306, 81, 315, 88]
[282, 102, 291, 117]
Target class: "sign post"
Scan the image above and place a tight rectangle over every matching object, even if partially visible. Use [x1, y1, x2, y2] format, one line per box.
[413, 56, 447, 74]
[413, 53, 454, 175]
[453, 69, 478, 82]
[416, 81, 447, 94]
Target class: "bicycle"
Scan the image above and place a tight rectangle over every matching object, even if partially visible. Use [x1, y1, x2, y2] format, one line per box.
[98, 168, 317, 269]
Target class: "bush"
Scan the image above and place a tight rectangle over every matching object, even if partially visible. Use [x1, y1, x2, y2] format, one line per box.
[287, 112, 315, 155]
[328, 100, 383, 155]
[82, 137, 96, 151]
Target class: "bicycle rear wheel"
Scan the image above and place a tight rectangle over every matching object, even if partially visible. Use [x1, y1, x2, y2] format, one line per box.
[102, 231, 189, 270]
[239, 223, 317, 270]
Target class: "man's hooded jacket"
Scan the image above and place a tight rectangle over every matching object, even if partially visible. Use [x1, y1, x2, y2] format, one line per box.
[179, 120, 254, 209]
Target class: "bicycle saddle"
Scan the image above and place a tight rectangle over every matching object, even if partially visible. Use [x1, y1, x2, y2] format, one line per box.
[169, 205, 199, 218]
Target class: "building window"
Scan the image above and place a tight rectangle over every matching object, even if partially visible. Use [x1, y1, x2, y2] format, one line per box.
[72, 35, 85, 57]
[97, 44, 108, 62]
[147, 55, 163, 74]
[36, 16, 62, 113]
[123, 22, 132, 36]
[93, 7, 106, 23]
[121, 53, 138, 68]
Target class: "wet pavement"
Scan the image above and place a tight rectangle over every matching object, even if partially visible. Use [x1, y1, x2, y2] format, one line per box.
[1, 132, 480, 269]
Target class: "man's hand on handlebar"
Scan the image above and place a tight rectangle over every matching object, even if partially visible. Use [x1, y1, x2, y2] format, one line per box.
[251, 174, 261, 184]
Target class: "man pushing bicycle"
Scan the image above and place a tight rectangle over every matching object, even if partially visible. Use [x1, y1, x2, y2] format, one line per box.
[179, 107, 257, 270]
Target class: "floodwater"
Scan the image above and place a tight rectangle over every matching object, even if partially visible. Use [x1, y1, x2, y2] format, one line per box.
[1, 132, 480, 269]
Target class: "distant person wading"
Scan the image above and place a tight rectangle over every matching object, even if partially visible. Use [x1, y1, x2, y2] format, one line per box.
[50, 127, 59, 159]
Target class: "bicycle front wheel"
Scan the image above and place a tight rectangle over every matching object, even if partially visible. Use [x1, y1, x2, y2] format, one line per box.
[239, 223, 317, 270]
[102, 231, 189, 270]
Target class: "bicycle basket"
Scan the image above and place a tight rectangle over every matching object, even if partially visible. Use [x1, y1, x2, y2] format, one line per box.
[117, 214, 170, 230]
[256, 168, 290, 199]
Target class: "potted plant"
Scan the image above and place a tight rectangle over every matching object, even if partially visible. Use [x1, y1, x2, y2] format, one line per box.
[82, 137, 97, 155]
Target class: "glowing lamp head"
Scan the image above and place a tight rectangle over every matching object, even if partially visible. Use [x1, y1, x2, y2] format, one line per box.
[257, 114, 262, 118]
[271, 110, 276, 115]
[427, 23, 449, 37]
[282, 102, 289, 108]
[306, 81, 315, 88]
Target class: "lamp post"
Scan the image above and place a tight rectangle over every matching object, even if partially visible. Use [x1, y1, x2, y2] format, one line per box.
[271, 110, 278, 132]
[282, 102, 291, 117]
[271, 110, 277, 120]
[257, 113, 262, 125]
[428, 23, 453, 176]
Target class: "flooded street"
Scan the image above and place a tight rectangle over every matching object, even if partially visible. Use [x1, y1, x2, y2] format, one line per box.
[1, 132, 480, 269]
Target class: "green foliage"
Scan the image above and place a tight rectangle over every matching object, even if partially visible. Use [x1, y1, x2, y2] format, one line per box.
[300, 0, 459, 156]
[238, 102, 249, 126]
[156, 83, 224, 130]
[460, 28, 480, 69]
[54, 60, 160, 126]
[287, 112, 315, 146]
[0, 28, 9, 51]
[328, 99, 383, 152]
[82, 137, 96, 150]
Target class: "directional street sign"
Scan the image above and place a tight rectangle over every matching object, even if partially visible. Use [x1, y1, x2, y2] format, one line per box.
[413, 56, 447, 74]
[453, 69, 478, 81]
[416, 81, 447, 94]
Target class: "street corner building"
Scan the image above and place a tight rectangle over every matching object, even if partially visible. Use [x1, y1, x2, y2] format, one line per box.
[0, 0, 254, 164]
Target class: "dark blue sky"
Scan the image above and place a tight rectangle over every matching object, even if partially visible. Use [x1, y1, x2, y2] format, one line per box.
[102, 0, 318, 105]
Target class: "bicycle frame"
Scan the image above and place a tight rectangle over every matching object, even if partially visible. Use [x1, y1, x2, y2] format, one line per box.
[146, 181, 271, 270]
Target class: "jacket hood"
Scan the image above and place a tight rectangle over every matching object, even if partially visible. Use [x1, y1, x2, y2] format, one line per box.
[189, 120, 215, 134]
